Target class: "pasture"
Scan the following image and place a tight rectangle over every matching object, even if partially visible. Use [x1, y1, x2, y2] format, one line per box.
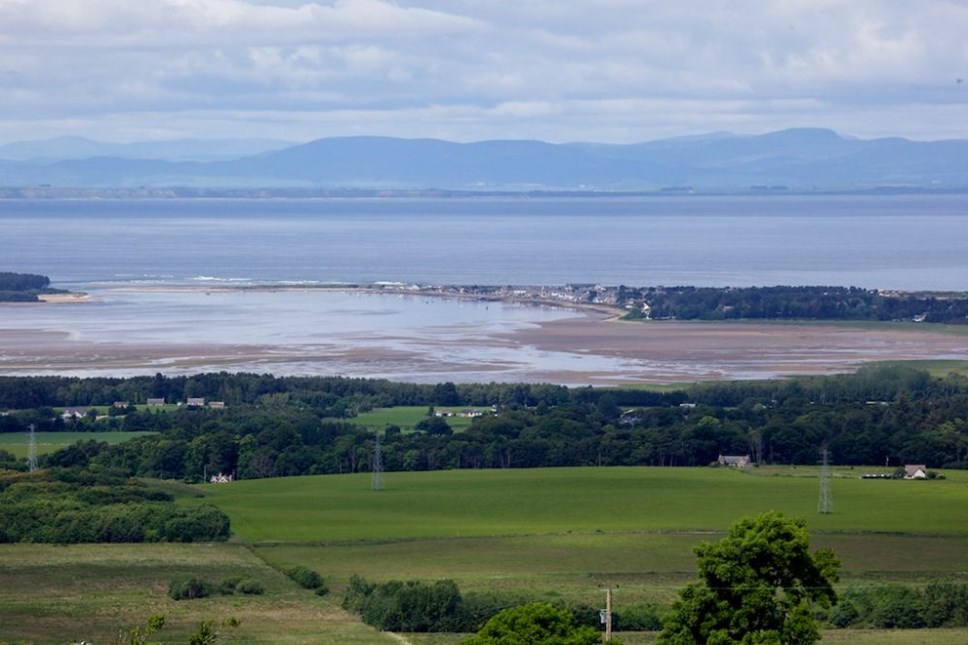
[0, 430, 156, 458]
[0, 543, 390, 644]
[2, 465, 965, 643]
[202, 466, 968, 541]
[206, 467, 967, 616]
[345, 406, 487, 433]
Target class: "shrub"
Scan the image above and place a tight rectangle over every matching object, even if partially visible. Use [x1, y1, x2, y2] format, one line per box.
[286, 565, 323, 590]
[871, 585, 924, 628]
[923, 579, 968, 627]
[234, 578, 265, 595]
[219, 577, 242, 595]
[462, 602, 602, 645]
[613, 604, 662, 631]
[168, 577, 213, 601]
[448, 591, 529, 632]
[342, 574, 376, 613]
[343, 576, 463, 633]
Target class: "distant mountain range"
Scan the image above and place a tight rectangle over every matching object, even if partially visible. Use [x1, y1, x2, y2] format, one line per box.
[1, 129, 966, 192]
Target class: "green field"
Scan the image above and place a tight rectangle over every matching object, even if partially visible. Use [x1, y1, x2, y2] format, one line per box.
[346, 406, 489, 433]
[2, 466, 966, 643]
[0, 431, 156, 458]
[203, 466, 968, 541]
[0, 543, 390, 644]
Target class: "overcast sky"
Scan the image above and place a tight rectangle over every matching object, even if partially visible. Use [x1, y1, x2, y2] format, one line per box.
[1, 0, 966, 144]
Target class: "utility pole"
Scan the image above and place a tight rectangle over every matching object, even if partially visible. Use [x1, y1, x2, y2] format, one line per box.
[599, 586, 615, 642]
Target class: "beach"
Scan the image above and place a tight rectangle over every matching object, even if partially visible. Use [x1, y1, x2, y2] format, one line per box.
[2, 287, 966, 384]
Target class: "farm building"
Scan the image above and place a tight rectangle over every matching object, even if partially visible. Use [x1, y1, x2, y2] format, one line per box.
[718, 454, 752, 468]
[903, 464, 928, 479]
[61, 406, 90, 420]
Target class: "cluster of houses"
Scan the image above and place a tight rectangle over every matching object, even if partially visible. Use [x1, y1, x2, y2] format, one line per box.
[715, 455, 932, 480]
[60, 397, 226, 420]
[433, 408, 489, 418]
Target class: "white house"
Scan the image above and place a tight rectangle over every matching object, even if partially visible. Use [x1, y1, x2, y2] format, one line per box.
[903, 464, 928, 479]
[718, 454, 752, 468]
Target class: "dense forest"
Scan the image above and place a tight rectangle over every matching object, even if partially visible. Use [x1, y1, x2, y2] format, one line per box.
[618, 285, 968, 324]
[1, 365, 965, 482]
[0, 271, 66, 302]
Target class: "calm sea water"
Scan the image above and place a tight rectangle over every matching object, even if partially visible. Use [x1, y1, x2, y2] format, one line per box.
[1, 195, 965, 381]
[2, 194, 966, 291]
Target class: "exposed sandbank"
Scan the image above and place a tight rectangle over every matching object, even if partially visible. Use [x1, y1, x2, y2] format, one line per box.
[2, 296, 965, 384]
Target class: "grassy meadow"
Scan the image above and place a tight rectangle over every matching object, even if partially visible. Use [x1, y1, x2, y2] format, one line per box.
[0, 431, 156, 458]
[2, 465, 965, 643]
[207, 467, 967, 620]
[0, 543, 391, 644]
[343, 406, 487, 433]
[202, 466, 968, 541]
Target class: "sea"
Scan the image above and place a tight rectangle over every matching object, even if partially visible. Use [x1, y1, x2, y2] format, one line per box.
[2, 194, 966, 291]
[1, 194, 966, 381]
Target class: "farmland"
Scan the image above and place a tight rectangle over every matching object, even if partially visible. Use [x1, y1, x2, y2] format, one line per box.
[1, 466, 965, 643]
[344, 406, 488, 433]
[0, 430, 156, 458]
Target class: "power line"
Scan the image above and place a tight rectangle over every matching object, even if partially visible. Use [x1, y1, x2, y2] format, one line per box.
[371, 432, 384, 491]
[27, 424, 37, 472]
[818, 447, 832, 514]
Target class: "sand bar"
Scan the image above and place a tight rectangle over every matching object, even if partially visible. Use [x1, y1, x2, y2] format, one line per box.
[2, 293, 966, 384]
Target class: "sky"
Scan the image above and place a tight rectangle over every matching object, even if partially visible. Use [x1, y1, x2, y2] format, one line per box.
[1, 0, 966, 145]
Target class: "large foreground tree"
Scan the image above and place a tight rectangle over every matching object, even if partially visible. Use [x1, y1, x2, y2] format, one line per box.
[659, 511, 839, 645]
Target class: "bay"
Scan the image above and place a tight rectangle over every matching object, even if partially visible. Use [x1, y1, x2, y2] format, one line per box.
[1, 195, 966, 383]
[1, 194, 966, 291]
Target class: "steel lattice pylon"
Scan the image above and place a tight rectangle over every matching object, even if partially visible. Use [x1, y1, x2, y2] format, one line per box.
[818, 447, 833, 514]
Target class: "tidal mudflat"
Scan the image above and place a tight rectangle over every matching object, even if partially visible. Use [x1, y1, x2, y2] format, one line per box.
[2, 286, 966, 384]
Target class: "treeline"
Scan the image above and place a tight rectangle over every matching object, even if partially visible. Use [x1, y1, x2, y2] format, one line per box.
[0, 271, 63, 302]
[341, 575, 661, 634]
[0, 372, 602, 414]
[0, 467, 231, 543]
[619, 285, 968, 324]
[828, 580, 968, 629]
[1, 365, 965, 481]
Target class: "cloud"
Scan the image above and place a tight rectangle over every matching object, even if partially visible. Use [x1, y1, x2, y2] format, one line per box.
[0, 0, 965, 143]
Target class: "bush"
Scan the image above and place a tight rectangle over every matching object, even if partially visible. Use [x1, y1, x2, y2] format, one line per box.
[826, 582, 968, 629]
[923, 579, 968, 627]
[361, 579, 462, 632]
[286, 565, 323, 590]
[462, 602, 602, 645]
[343, 575, 463, 633]
[448, 591, 529, 632]
[219, 577, 242, 595]
[168, 577, 214, 601]
[871, 585, 924, 628]
[613, 604, 662, 631]
[342, 574, 376, 613]
[235, 578, 265, 595]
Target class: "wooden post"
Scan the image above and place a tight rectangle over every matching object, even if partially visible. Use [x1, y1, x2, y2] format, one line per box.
[600, 586, 613, 642]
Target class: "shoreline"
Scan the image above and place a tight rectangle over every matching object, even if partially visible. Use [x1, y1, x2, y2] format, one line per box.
[1, 283, 966, 384]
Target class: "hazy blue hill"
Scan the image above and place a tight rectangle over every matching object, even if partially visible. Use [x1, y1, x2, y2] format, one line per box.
[0, 136, 292, 162]
[0, 129, 966, 190]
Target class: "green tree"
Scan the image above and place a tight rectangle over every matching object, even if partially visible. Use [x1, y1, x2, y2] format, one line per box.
[659, 511, 839, 645]
[462, 602, 603, 645]
[112, 614, 166, 645]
